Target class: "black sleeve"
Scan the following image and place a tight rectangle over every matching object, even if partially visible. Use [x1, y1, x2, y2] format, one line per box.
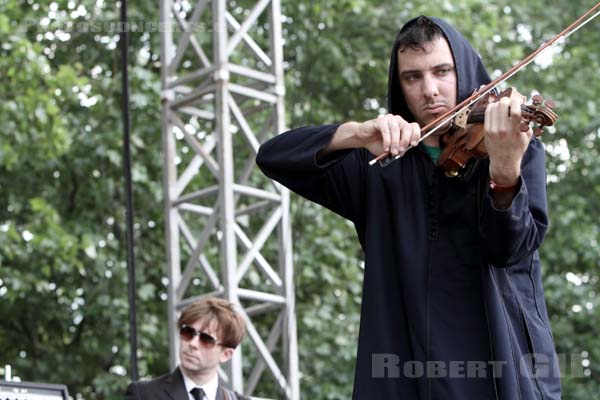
[256, 124, 368, 223]
[124, 382, 140, 400]
[479, 137, 549, 266]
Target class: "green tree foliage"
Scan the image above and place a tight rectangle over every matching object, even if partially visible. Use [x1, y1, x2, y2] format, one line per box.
[0, 0, 598, 398]
[0, 0, 167, 396]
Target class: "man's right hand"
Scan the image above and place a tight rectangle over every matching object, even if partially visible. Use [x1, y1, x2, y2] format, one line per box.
[357, 114, 421, 156]
[321, 114, 421, 157]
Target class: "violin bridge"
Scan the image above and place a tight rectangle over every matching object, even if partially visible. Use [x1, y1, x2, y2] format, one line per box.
[454, 107, 471, 128]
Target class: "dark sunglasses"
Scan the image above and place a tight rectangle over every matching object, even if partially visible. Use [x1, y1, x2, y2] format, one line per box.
[179, 325, 223, 348]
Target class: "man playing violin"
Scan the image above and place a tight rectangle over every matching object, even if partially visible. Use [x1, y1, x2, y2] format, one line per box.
[257, 16, 561, 400]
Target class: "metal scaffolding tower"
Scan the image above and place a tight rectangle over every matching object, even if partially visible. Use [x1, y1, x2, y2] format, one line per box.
[159, 0, 298, 398]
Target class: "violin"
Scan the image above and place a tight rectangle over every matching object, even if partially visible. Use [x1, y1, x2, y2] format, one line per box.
[370, 3, 600, 173]
[436, 88, 558, 177]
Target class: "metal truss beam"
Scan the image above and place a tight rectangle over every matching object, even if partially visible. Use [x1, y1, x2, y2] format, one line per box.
[159, 0, 298, 398]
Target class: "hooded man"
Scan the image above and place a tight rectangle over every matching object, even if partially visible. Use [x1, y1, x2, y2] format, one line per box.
[256, 16, 561, 400]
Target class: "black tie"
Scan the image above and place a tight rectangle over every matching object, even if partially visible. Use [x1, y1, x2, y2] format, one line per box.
[190, 387, 205, 400]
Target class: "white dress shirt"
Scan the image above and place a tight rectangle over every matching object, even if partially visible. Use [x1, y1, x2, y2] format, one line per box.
[182, 369, 220, 400]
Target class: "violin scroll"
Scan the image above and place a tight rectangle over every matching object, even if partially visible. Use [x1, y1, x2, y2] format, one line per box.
[524, 94, 558, 137]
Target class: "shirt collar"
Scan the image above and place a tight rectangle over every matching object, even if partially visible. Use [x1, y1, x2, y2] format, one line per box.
[181, 369, 220, 400]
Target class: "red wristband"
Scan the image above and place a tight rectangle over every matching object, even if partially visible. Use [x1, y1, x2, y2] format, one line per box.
[489, 179, 519, 192]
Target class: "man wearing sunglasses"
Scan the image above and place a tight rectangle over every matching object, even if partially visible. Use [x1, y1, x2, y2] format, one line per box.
[125, 297, 249, 400]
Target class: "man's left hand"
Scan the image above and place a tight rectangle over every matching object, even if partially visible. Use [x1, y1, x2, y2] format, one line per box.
[484, 89, 533, 186]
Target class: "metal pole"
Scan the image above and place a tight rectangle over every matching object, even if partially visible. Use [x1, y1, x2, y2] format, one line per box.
[120, 0, 138, 381]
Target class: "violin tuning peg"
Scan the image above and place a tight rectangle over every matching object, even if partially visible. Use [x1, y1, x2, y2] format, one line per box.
[544, 99, 555, 109]
[531, 94, 543, 105]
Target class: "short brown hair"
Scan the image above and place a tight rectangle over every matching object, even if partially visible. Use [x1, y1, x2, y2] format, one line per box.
[178, 297, 246, 348]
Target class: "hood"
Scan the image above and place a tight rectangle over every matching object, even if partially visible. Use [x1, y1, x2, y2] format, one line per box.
[387, 16, 491, 121]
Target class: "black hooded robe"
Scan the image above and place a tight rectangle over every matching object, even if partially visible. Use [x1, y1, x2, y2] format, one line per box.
[256, 17, 561, 400]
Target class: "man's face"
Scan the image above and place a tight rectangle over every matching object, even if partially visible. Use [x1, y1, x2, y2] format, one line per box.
[397, 36, 457, 128]
[178, 318, 233, 378]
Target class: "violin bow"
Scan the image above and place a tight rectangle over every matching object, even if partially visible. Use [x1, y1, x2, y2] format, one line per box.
[370, 2, 600, 167]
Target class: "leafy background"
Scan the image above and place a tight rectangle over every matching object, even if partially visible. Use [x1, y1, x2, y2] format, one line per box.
[0, 0, 598, 398]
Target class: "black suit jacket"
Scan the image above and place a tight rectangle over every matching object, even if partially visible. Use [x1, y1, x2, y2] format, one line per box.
[125, 367, 242, 400]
